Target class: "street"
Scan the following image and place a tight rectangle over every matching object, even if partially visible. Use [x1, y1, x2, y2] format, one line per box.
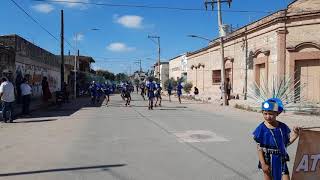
[0, 93, 306, 180]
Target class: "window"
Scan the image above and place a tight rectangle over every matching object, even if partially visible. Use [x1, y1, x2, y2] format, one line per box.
[212, 70, 221, 84]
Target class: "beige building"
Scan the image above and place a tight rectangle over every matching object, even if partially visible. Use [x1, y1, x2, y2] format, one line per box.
[169, 53, 188, 81]
[185, 0, 320, 103]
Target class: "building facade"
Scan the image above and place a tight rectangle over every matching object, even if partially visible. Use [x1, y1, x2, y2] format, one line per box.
[0, 35, 61, 98]
[63, 55, 95, 95]
[185, 0, 320, 103]
[169, 53, 188, 81]
[0, 44, 15, 81]
[154, 62, 169, 87]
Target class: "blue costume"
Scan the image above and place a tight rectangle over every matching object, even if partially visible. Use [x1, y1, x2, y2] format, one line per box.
[253, 98, 290, 180]
[177, 83, 183, 96]
[103, 84, 111, 95]
[146, 81, 156, 100]
[155, 83, 162, 98]
[124, 84, 131, 98]
[121, 84, 127, 96]
[89, 83, 97, 97]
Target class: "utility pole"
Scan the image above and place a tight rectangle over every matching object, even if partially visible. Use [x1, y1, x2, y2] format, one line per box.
[244, 27, 248, 100]
[136, 59, 142, 72]
[148, 35, 161, 81]
[205, 0, 232, 106]
[60, 10, 64, 91]
[75, 49, 79, 98]
[74, 33, 78, 100]
[72, 28, 99, 99]
[157, 38, 160, 80]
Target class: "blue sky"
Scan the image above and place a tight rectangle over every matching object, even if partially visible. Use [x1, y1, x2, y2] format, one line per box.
[1, 0, 294, 74]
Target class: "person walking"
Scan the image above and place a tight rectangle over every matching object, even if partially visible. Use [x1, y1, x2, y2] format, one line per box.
[103, 83, 111, 106]
[155, 82, 162, 107]
[89, 81, 97, 105]
[177, 82, 183, 104]
[226, 78, 232, 100]
[20, 78, 32, 116]
[167, 82, 173, 102]
[124, 83, 131, 106]
[140, 83, 146, 100]
[146, 78, 156, 110]
[62, 82, 70, 103]
[0, 77, 15, 123]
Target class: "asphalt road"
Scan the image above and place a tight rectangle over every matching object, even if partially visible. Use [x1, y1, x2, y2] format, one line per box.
[0, 93, 299, 180]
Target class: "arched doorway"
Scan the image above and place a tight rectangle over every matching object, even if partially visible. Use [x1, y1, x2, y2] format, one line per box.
[252, 49, 270, 87]
[287, 42, 320, 103]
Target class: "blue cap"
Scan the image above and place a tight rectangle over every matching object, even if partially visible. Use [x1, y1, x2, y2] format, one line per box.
[261, 98, 284, 113]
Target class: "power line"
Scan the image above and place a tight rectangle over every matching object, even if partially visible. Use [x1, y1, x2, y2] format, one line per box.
[10, 0, 59, 42]
[9, 0, 76, 51]
[32, 0, 272, 14]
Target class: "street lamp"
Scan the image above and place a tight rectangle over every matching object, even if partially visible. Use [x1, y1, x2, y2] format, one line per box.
[148, 35, 161, 82]
[73, 28, 99, 99]
[188, 35, 213, 43]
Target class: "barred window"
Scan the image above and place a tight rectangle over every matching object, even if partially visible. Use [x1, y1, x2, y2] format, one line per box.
[212, 70, 221, 84]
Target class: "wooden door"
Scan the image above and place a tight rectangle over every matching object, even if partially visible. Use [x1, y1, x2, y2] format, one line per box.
[295, 60, 320, 103]
[259, 64, 266, 87]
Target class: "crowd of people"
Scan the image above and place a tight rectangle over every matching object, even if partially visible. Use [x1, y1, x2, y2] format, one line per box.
[87, 77, 185, 110]
[0, 76, 50, 123]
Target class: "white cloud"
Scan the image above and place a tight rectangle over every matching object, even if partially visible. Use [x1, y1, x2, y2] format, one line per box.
[73, 34, 84, 42]
[54, 0, 89, 9]
[32, 3, 54, 13]
[106, 42, 135, 52]
[114, 15, 144, 29]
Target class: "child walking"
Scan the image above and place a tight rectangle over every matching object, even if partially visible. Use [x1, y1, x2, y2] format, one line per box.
[253, 98, 301, 180]
[167, 82, 172, 102]
[177, 82, 183, 104]
[155, 83, 162, 107]
[146, 78, 156, 110]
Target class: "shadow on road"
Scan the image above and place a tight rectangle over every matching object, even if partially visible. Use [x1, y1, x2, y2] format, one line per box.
[15, 97, 104, 120]
[0, 164, 126, 177]
[12, 119, 58, 123]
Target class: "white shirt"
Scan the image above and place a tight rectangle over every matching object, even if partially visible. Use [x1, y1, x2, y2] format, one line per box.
[0, 81, 15, 102]
[20, 83, 32, 96]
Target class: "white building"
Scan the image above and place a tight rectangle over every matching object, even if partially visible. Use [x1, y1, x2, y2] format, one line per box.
[169, 53, 188, 81]
[154, 62, 169, 87]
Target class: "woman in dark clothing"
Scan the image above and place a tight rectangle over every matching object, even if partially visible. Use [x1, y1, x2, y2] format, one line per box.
[41, 77, 52, 102]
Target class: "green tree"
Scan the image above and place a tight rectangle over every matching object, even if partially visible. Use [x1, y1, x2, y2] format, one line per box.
[95, 69, 115, 81]
[115, 73, 129, 83]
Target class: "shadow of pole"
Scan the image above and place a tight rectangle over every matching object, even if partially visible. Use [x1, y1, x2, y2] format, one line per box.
[0, 164, 126, 177]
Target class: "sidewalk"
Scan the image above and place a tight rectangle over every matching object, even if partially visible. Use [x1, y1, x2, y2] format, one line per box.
[1, 96, 98, 122]
[164, 94, 320, 129]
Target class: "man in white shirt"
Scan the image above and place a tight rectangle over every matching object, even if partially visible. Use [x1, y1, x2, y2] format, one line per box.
[20, 78, 32, 116]
[0, 77, 15, 122]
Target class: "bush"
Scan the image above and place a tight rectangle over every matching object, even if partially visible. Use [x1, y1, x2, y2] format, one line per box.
[183, 82, 193, 93]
